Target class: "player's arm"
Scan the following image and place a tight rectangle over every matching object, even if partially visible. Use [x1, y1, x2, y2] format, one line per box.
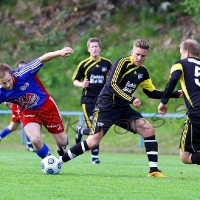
[141, 78, 180, 99]
[72, 62, 89, 88]
[4, 102, 11, 109]
[39, 47, 74, 63]
[161, 70, 182, 104]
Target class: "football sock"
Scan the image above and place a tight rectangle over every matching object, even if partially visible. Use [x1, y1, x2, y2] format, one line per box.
[25, 134, 32, 147]
[191, 153, 200, 165]
[35, 143, 51, 159]
[144, 135, 158, 173]
[0, 127, 11, 139]
[91, 145, 99, 161]
[62, 140, 89, 162]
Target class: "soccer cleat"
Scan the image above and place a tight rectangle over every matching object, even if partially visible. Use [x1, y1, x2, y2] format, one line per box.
[57, 146, 66, 156]
[75, 125, 82, 144]
[92, 159, 100, 164]
[26, 146, 35, 152]
[148, 171, 166, 177]
[58, 156, 64, 164]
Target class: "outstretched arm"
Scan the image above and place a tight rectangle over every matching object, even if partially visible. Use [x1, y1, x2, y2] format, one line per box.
[39, 47, 74, 63]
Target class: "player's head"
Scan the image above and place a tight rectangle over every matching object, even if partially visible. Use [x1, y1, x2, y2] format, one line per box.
[17, 60, 27, 68]
[0, 63, 14, 90]
[179, 39, 200, 59]
[87, 37, 101, 59]
[131, 39, 149, 66]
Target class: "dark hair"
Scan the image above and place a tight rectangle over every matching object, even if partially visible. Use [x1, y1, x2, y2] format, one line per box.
[179, 39, 200, 57]
[16, 60, 27, 68]
[133, 39, 150, 51]
[87, 37, 101, 48]
[0, 63, 12, 79]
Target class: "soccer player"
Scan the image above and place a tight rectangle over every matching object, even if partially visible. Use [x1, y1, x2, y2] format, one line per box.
[0, 61, 34, 152]
[72, 37, 112, 164]
[0, 47, 74, 159]
[60, 39, 182, 177]
[158, 39, 200, 166]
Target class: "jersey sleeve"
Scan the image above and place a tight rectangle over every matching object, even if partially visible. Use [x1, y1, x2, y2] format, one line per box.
[14, 59, 43, 78]
[72, 62, 85, 81]
[161, 63, 182, 104]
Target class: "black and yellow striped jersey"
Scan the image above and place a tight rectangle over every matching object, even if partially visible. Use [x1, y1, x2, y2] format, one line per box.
[97, 56, 178, 107]
[72, 56, 112, 103]
[161, 57, 200, 117]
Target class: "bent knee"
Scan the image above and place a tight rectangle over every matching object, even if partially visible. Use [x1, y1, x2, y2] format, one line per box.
[180, 154, 192, 164]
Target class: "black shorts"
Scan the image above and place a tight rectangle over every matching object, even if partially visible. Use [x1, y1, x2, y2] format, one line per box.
[180, 115, 200, 153]
[82, 103, 95, 128]
[90, 105, 143, 135]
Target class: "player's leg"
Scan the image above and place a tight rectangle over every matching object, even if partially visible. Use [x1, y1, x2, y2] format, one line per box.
[60, 108, 112, 163]
[180, 151, 193, 163]
[82, 103, 100, 164]
[24, 122, 50, 159]
[25, 133, 35, 152]
[0, 121, 20, 141]
[75, 104, 91, 143]
[179, 116, 200, 165]
[131, 118, 165, 177]
[61, 131, 104, 162]
[52, 132, 68, 156]
[42, 96, 69, 156]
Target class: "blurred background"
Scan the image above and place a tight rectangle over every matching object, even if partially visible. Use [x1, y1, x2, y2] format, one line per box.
[0, 0, 199, 154]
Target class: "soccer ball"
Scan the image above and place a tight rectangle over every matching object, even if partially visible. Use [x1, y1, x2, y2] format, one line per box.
[41, 155, 62, 175]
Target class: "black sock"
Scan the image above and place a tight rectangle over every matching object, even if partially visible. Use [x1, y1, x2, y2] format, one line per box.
[144, 135, 158, 173]
[191, 153, 200, 165]
[91, 145, 99, 161]
[62, 140, 90, 162]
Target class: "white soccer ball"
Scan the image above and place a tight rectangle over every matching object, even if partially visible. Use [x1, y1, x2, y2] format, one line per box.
[41, 155, 62, 175]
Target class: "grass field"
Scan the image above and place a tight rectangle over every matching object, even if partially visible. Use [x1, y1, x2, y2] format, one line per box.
[0, 149, 199, 200]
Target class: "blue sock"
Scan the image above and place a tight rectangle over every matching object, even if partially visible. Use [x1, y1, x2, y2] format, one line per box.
[25, 134, 32, 147]
[35, 143, 51, 159]
[0, 127, 11, 139]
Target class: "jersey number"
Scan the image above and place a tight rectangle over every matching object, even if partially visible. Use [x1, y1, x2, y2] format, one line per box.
[194, 65, 200, 86]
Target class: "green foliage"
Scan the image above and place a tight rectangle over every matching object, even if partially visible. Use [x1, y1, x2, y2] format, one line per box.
[181, 0, 200, 21]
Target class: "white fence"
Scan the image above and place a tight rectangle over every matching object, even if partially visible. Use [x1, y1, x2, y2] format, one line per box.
[0, 110, 185, 148]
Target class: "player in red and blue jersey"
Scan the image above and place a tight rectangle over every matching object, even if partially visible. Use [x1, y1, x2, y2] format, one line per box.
[0, 47, 74, 159]
[0, 60, 34, 152]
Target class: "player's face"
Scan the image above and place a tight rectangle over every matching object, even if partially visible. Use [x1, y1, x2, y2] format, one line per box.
[88, 42, 101, 59]
[131, 47, 148, 66]
[0, 72, 14, 90]
[180, 47, 188, 59]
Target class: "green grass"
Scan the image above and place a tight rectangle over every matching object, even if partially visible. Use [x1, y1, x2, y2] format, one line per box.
[0, 150, 199, 200]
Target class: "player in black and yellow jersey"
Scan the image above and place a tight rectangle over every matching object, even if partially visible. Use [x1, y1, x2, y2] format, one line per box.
[72, 37, 112, 164]
[60, 39, 181, 177]
[158, 39, 200, 166]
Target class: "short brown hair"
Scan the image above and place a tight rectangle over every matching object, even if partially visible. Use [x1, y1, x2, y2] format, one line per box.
[0, 63, 12, 79]
[16, 60, 27, 68]
[179, 39, 200, 57]
[87, 37, 101, 48]
[133, 39, 150, 51]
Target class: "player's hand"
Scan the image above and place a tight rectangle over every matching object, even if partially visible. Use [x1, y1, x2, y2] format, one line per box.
[178, 90, 183, 97]
[60, 47, 74, 57]
[158, 102, 168, 116]
[82, 79, 90, 88]
[4, 102, 11, 108]
[132, 98, 141, 108]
